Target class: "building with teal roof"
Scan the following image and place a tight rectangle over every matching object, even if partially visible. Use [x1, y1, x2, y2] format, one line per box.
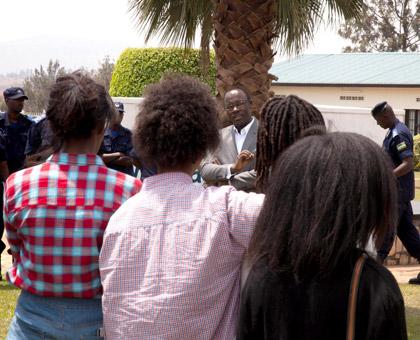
[270, 53, 420, 135]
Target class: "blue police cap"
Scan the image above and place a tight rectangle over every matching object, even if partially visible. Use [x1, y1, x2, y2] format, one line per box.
[3, 87, 28, 100]
[371, 101, 387, 115]
[114, 102, 125, 112]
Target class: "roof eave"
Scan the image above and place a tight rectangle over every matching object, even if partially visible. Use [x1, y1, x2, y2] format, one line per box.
[272, 82, 420, 88]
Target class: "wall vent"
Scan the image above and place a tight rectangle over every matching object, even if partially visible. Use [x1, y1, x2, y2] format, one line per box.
[340, 96, 364, 101]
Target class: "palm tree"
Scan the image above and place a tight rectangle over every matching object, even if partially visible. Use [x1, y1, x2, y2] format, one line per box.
[129, 0, 213, 79]
[129, 0, 364, 117]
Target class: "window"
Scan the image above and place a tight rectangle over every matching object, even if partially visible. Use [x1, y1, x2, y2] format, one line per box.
[405, 109, 420, 135]
[339, 96, 364, 101]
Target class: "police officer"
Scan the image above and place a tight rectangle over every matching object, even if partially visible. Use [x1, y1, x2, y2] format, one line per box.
[0, 87, 34, 173]
[0, 87, 33, 279]
[99, 102, 136, 176]
[372, 101, 420, 284]
[25, 115, 55, 167]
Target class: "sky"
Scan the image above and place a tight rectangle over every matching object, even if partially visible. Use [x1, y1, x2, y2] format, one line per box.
[0, 0, 348, 74]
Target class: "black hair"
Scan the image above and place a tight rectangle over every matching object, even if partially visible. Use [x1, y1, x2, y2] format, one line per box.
[256, 95, 325, 192]
[133, 74, 220, 168]
[248, 132, 398, 280]
[46, 72, 115, 143]
[371, 101, 388, 116]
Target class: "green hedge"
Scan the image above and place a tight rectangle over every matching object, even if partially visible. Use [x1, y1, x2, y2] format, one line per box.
[414, 134, 420, 170]
[109, 48, 216, 97]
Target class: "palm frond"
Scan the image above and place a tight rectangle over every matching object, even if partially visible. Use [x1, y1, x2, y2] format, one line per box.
[128, 0, 213, 48]
[274, 0, 365, 54]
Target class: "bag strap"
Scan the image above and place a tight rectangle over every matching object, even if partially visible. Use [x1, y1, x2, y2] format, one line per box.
[346, 253, 368, 340]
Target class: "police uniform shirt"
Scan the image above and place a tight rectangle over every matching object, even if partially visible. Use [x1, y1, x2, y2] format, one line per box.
[25, 117, 54, 156]
[99, 125, 135, 176]
[383, 119, 414, 202]
[0, 134, 7, 164]
[0, 112, 34, 173]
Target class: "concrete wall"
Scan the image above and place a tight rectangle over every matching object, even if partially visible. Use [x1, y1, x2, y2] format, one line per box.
[272, 85, 420, 112]
[112, 97, 143, 130]
[318, 105, 404, 145]
[115, 96, 403, 145]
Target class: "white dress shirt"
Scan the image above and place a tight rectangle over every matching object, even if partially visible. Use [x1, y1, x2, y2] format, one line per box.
[233, 117, 254, 152]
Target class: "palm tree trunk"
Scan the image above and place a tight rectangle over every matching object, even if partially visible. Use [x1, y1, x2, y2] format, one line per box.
[213, 0, 278, 122]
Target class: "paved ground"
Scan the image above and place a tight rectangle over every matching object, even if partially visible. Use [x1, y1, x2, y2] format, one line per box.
[388, 265, 420, 284]
[412, 201, 420, 215]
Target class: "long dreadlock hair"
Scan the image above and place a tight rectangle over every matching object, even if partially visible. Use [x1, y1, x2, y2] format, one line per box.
[256, 95, 326, 192]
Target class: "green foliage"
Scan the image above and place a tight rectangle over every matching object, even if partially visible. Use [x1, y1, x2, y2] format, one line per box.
[23, 60, 67, 114]
[91, 55, 114, 92]
[414, 134, 420, 170]
[338, 0, 420, 52]
[0, 96, 6, 112]
[109, 48, 216, 97]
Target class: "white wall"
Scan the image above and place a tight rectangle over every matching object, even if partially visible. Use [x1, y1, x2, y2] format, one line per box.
[112, 97, 143, 130]
[113, 94, 406, 145]
[317, 105, 404, 144]
[272, 86, 420, 111]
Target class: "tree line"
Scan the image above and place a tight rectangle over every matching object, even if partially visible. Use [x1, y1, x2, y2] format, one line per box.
[0, 56, 114, 114]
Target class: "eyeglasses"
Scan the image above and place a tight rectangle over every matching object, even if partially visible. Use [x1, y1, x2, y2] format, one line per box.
[225, 100, 248, 111]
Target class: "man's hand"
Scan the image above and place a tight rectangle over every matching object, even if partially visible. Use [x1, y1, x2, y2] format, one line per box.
[231, 150, 255, 173]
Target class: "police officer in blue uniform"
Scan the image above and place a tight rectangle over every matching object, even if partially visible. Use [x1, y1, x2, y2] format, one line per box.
[0, 87, 33, 279]
[25, 115, 55, 167]
[372, 101, 420, 284]
[0, 87, 34, 173]
[99, 102, 136, 176]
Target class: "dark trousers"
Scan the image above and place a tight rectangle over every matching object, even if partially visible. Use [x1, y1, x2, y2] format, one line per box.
[378, 201, 420, 261]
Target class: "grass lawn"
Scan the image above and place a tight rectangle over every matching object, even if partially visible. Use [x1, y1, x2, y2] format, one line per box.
[401, 284, 420, 340]
[0, 281, 19, 339]
[0, 281, 418, 339]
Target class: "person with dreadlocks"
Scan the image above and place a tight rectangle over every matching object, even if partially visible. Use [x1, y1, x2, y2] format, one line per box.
[255, 95, 325, 192]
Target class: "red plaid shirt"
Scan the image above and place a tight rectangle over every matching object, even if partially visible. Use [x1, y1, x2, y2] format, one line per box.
[4, 153, 141, 298]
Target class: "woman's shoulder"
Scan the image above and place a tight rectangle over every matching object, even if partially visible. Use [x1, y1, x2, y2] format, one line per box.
[361, 256, 403, 299]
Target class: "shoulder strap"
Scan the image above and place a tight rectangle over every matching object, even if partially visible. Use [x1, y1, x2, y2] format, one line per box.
[346, 253, 368, 340]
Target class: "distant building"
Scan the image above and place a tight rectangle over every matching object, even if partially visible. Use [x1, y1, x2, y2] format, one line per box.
[270, 53, 420, 142]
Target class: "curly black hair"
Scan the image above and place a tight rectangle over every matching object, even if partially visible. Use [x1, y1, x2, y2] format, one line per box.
[133, 75, 220, 169]
[46, 72, 115, 143]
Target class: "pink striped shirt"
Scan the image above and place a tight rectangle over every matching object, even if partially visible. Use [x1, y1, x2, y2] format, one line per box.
[99, 172, 264, 339]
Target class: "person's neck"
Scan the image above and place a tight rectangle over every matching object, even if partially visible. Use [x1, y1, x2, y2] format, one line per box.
[7, 111, 20, 123]
[158, 161, 199, 177]
[60, 137, 99, 154]
[111, 124, 120, 131]
[234, 117, 252, 133]
[389, 117, 398, 129]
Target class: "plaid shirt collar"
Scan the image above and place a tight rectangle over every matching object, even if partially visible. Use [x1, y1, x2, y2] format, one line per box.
[48, 153, 105, 166]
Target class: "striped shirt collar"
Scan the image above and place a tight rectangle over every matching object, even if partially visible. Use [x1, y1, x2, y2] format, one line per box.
[48, 153, 105, 166]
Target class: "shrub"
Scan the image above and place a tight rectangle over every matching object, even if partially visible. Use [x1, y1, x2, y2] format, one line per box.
[414, 134, 420, 170]
[109, 48, 216, 97]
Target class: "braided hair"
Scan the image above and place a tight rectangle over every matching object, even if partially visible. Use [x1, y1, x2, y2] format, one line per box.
[256, 95, 325, 192]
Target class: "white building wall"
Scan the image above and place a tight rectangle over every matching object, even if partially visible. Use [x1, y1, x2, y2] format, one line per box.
[272, 86, 420, 111]
[114, 91, 410, 145]
[112, 97, 144, 131]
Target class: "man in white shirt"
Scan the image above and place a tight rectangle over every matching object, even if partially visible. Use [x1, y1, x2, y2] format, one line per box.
[200, 88, 258, 191]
